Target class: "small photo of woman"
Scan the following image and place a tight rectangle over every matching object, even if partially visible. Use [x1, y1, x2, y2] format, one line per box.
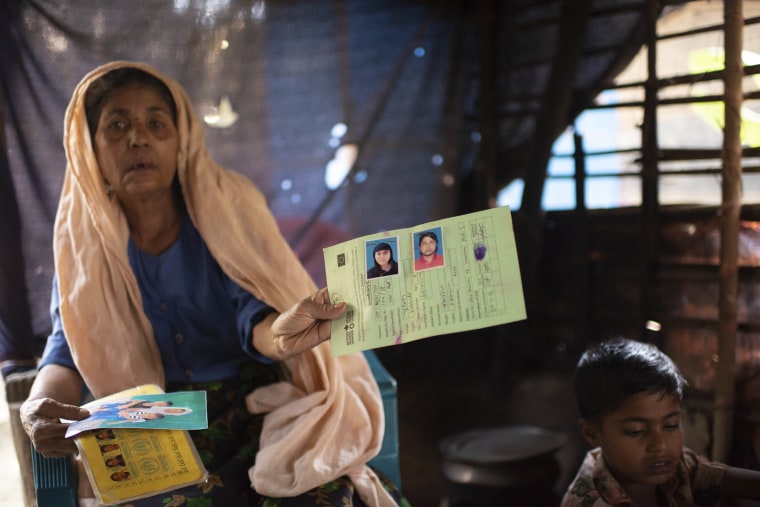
[366, 238, 399, 279]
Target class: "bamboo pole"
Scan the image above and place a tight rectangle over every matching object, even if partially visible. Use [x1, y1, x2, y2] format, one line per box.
[712, 0, 743, 463]
[640, 0, 658, 344]
[573, 131, 590, 348]
[516, 0, 590, 304]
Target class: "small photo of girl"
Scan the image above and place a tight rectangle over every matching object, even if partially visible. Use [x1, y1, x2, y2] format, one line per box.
[365, 237, 399, 279]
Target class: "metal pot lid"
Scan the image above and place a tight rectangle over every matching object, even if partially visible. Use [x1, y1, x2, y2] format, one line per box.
[439, 425, 567, 465]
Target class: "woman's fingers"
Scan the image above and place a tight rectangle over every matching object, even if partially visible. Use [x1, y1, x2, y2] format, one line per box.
[21, 397, 89, 457]
[271, 288, 347, 359]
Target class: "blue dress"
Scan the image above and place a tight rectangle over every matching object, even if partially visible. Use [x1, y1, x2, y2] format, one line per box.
[40, 208, 273, 383]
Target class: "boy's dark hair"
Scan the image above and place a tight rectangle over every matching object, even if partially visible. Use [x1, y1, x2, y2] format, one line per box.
[574, 337, 687, 422]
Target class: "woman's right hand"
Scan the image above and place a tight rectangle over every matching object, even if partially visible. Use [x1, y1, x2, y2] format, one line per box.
[20, 397, 90, 457]
[20, 364, 89, 457]
[266, 287, 347, 360]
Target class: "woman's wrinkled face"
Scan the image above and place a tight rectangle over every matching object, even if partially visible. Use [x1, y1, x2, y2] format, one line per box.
[93, 82, 179, 202]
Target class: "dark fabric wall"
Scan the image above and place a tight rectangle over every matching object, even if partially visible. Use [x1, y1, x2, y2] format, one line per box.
[0, 0, 471, 355]
[0, 108, 39, 363]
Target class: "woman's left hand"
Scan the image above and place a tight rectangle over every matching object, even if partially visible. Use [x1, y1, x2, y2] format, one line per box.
[265, 288, 347, 360]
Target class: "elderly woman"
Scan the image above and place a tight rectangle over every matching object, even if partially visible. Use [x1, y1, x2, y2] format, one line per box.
[20, 61, 404, 506]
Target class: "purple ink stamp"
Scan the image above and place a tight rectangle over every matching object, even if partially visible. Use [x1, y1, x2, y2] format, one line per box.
[473, 242, 487, 260]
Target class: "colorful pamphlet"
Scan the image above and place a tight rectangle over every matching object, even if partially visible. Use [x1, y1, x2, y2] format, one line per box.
[324, 206, 526, 356]
[71, 384, 209, 505]
[66, 384, 208, 438]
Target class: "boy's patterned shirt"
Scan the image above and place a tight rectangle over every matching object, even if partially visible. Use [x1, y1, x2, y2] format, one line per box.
[561, 447, 727, 507]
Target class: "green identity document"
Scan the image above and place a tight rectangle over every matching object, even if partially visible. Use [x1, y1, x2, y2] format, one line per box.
[324, 206, 526, 356]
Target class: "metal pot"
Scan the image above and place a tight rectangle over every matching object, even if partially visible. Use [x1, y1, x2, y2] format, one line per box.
[439, 425, 566, 505]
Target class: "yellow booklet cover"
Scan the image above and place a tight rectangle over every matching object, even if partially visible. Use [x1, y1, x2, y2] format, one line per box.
[74, 384, 208, 505]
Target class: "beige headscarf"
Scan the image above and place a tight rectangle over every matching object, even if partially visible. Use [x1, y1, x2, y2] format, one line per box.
[55, 61, 394, 505]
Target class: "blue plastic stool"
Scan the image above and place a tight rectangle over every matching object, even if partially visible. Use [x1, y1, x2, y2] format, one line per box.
[365, 349, 401, 487]
[31, 446, 77, 507]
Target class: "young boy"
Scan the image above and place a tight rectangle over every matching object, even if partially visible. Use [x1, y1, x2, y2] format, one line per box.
[562, 337, 760, 506]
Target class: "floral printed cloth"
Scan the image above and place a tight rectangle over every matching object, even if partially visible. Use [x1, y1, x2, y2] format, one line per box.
[561, 447, 727, 507]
